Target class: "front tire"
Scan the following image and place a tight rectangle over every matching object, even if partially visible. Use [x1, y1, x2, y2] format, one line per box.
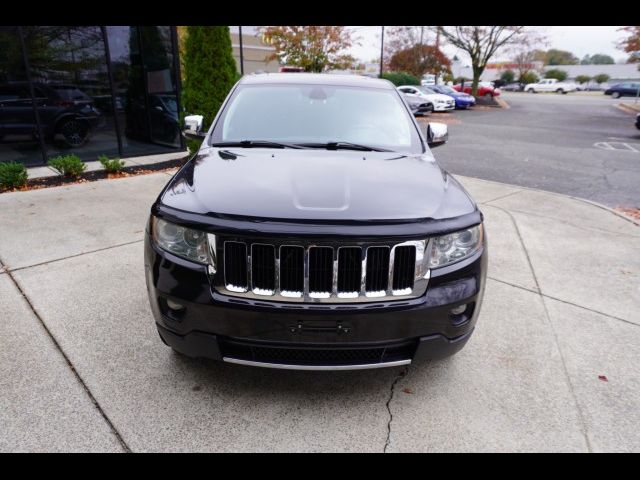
[57, 118, 89, 148]
[484, 92, 493, 98]
[556, 88, 565, 94]
[612, 91, 621, 99]
[527, 88, 536, 94]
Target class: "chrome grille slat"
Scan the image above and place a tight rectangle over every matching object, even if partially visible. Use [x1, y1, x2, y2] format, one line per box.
[218, 238, 430, 303]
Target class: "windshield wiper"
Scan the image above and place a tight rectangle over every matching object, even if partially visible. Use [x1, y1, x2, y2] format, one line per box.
[210, 140, 303, 149]
[297, 141, 391, 152]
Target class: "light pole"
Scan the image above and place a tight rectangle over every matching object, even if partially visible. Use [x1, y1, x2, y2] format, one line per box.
[238, 26, 244, 76]
[379, 26, 385, 78]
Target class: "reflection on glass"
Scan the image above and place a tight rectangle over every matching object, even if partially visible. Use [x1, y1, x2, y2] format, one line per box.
[0, 26, 44, 166]
[21, 26, 119, 161]
[108, 26, 180, 156]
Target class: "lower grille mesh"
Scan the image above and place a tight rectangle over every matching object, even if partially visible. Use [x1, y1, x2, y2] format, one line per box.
[220, 338, 417, 366]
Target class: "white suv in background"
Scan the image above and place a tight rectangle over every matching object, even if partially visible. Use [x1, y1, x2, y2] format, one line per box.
[397, 85, 455, 111]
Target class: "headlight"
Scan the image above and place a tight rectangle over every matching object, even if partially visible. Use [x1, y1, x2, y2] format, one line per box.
[151, 217, 209, 264]
[428, 224, 483, 268]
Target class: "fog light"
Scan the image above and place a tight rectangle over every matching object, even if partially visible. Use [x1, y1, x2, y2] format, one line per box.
[450, 304, 466, 315]
[166, 299, 185, 311]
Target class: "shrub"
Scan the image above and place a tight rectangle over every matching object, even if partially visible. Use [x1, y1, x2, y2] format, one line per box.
[593, 73, 610, 85]
[381, 71, 420, 87]
[544, 69, 568, 81]
[98, 155, 125, 173]
[519, 71, 539, 84]
[0, 162, 28, 189]
[182, 26, 238, 155]
[48, 154, 86, 178]
[500, 69, 515, 83]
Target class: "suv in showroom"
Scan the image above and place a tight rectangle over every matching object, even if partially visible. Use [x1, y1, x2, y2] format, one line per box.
[145, 74, 487, 370]
[0, 82, 103, 147]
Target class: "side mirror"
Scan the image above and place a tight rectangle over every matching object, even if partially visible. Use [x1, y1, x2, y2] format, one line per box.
[426, 122, 448, 147]
[182, 114, 206, 141]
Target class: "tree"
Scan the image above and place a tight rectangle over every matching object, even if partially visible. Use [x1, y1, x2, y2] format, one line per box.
[182, 26, 238, 153]
[258, 26, 355, 72]
[437, 26, 540, 96]
[519, 71, 539, 84]
[593, 73, 610, 85]
[580, 54, 591, 65]
[388, 44, 451, 78]
[617, 26, 640, 62]
[500, 69, 515, 83]
[575, 74, 591, 86]
[513, 49, 539, 82]
[534, 49, 579, 65]
[588, 53, 615, 64]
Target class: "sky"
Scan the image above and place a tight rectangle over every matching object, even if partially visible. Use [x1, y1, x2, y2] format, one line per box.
[345, 26, 628, 64]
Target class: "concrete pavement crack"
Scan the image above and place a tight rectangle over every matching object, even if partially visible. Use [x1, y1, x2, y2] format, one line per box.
[487, 276, 640, 328]
[384, 365, 408, 453]
[0, 253, 132, 453]
[6, 239, 143, 273]
[488, 204, 593, 452]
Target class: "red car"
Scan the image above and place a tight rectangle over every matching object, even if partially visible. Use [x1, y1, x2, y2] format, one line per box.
[453, 83, 500, 98]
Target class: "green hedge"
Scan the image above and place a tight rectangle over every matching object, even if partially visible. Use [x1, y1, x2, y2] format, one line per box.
[381, 72, 421, 87]
[0, 162, 28, 189]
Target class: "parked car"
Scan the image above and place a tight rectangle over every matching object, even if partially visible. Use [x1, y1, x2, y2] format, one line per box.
[429, 84, 476, 109]
[636, 113, 640, 130]
[0, 82, 103, 147]
[501, 82, 525, 92]
[146, 73, 487, 370]
[397, 85, 455, 111]
[452, 83, 500, 98]
[401, 92, 433, 116]
[604, 82, 640, 99]
[524, 78, 578, 94]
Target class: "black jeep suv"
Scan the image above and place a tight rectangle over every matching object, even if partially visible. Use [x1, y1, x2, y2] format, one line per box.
[145, 73, 487, 370]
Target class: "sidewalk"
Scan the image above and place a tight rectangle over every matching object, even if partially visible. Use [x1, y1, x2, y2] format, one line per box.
[0, 172, 638, 452]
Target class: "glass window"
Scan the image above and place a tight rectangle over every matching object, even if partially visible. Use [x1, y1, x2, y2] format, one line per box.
[107, 26, 181, 157]
[213, 84, 422, 153]
[0, 26, 45, 166]
[18, 26, 119, 161]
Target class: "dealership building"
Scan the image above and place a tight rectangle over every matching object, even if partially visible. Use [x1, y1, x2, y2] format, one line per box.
[0, 26, 185, 167]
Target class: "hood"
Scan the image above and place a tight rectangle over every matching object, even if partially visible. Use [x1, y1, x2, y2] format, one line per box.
[424, 93, 455, 102]
[161, 147, 476, 222]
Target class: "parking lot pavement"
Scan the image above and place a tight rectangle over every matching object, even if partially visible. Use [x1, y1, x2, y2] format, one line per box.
[433, 92, 640, 209]
[0, 173, 639, 452]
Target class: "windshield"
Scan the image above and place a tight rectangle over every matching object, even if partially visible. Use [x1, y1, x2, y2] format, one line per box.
[438, 85, 457, 94]
[211, 84, 423, 153]
[417, 86, 437, 94]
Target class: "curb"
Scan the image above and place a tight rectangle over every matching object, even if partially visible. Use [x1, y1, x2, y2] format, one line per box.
[460, 175, 640, 227]
[617, 103, 640, 115]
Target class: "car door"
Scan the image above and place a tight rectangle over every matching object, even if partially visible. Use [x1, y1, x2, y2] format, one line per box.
[0, 84, 36, 136]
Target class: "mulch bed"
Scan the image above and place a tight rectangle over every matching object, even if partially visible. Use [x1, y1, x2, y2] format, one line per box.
[615, 207, 640, 222]
[0, 156, 189, 194]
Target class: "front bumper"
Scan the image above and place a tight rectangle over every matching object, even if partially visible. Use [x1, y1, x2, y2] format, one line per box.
[145, 231, 487, 369]
[433, 103, 455, 112]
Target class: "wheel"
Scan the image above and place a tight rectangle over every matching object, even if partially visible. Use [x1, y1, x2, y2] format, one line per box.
[556, 88, 564, 94]
[612, 91, 621, 99]
[484, 92, 493, 98]
[426, 103, 434, 113]
[57, 118, 89, 147]
[527, 88, 536, 94]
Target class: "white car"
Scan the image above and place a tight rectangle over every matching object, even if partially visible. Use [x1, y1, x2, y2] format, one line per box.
[524, 78, 578, 94]
[397, 85, 455, 111]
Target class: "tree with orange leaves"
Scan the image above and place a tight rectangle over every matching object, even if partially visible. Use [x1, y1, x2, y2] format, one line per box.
[618, 27, 640, 63]
[388, 44, 451, 78]
[258, 26, 356, 72]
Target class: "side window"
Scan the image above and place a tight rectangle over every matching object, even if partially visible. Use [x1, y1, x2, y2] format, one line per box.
[0, 86, 19, 102]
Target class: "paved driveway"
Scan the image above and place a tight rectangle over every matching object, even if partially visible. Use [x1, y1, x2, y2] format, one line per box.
[1, 172, 639, 452]
[431, 93, 640, 208]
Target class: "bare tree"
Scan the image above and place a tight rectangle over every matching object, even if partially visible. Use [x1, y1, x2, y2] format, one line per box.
[437, 26, 542, 95]
[513, 49, 538, 82]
